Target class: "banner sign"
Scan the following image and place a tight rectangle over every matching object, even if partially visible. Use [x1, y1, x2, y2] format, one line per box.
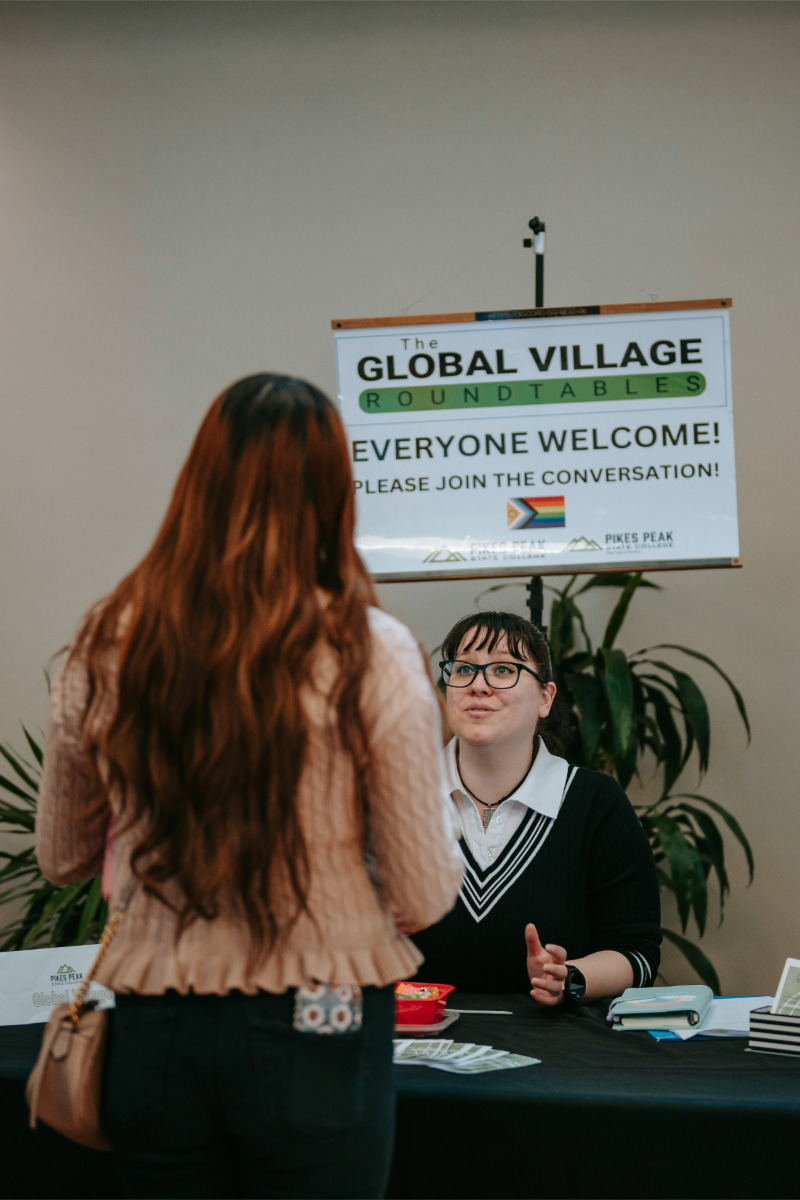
[332, 300, 740, 581]
[0, 944, 115, 1026]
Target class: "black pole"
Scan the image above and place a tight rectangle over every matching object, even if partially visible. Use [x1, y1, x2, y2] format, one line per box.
[523, 216, 546, 308]
[522, 217, 547, 631]
[526, 576, 546, 632]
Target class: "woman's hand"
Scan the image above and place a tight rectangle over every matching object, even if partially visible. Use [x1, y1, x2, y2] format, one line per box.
[525, 922, 568, 1006]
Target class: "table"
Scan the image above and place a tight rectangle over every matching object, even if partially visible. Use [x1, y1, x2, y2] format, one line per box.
[1, 994, 798, 1199]
[388, 993, 800, 1199]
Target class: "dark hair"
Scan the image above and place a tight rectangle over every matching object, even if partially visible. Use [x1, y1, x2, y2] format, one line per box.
[76, 373, 378, 952]
[441, 610, 568, 755]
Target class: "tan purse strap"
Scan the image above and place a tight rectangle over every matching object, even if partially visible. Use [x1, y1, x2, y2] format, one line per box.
[68, 910, 124, 1027]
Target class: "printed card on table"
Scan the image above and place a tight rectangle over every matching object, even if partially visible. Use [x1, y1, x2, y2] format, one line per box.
[0, 945, 115, 1026]
[771, 958, 800, 1016]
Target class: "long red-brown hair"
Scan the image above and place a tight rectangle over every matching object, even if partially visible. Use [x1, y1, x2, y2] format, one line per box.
[75, 374, 377, 948]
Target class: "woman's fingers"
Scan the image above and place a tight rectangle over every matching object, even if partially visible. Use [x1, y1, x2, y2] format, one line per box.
[530, 956, 569, 1004]
[527, 930, 570, 1006]
[525, 922, 544, 957]
[531, 970, 566, 990]
[530, 982, 563, 1006]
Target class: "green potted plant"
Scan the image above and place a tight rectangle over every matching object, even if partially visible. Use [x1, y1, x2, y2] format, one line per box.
[475, 571, 752, 991]
[0, 730, 107, 950]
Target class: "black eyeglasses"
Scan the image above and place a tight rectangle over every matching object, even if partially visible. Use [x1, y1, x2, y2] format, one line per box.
[439, 660, 546, 689]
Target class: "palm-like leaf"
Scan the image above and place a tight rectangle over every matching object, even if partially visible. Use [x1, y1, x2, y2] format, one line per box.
[640, 644, 751, 743]
[661, 927, 721, 993]
[543, 572, 752, 988]
[0, 732, 108, 951]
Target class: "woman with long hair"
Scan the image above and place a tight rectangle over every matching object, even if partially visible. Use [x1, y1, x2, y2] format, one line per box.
[36, 374, 462, 1199]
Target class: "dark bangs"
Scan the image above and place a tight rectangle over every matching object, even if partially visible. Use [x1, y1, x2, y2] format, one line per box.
[442, 611, 553, 681]
[440, 610, 569, 755]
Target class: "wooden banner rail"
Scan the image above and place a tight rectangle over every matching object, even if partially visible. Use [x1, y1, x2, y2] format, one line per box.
[333, 298, 732, 331]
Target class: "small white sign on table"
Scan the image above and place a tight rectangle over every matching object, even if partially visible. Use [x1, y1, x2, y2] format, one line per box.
[0, 944, 115, 1026]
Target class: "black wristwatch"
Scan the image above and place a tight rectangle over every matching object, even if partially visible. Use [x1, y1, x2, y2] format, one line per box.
[562, 965, 587, 1007]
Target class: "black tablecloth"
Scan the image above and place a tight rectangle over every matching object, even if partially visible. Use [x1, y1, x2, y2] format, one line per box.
[0, 1022, 122, 1199]
[2, 993, 799, 1199]
[388, 993, 800, 1199]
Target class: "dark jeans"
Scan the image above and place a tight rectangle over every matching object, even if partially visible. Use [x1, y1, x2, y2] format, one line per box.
[103, 986, 396, 1200]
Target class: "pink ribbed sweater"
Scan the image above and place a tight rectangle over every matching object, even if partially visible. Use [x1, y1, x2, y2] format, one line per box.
[36, 608, 463, 994]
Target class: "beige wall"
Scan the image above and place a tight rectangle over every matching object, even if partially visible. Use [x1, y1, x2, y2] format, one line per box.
[1, 1, 797, 991]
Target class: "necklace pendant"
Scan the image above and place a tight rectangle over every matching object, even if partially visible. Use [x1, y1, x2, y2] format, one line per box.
[481, 807, 494, 830]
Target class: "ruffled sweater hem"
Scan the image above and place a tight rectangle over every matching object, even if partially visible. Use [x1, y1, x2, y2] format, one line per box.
[95, 936, 425, 996]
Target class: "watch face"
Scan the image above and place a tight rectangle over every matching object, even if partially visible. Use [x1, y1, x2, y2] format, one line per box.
[565, 967, 586, 1002]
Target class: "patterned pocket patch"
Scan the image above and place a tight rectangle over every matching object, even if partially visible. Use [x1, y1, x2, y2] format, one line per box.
[293, 984, 364, 1034]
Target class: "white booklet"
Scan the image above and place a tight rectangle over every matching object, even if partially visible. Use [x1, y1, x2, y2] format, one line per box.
[669, 995, 773, 1040]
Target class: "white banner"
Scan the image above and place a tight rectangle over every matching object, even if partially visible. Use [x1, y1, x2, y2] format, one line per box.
[333, 302, 740, 580]
[0, 944, 115, 1026]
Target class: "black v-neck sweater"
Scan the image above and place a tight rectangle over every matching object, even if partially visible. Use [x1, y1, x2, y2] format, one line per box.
[411, 766, 661, 993]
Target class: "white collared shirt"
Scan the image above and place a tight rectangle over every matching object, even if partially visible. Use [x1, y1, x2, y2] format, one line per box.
[445, 737, 570, 870]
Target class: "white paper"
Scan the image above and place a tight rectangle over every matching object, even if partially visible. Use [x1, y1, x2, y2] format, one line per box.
[669, 995, 773, 1040]
[0, 945, 115, 1026]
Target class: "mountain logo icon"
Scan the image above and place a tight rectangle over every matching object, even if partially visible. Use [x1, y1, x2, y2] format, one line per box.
[565, 536, 603, 552]
[423, 547, 468, 563]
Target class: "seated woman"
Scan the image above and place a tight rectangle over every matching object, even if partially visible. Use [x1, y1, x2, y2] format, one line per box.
[410, 611, 661, 1006]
